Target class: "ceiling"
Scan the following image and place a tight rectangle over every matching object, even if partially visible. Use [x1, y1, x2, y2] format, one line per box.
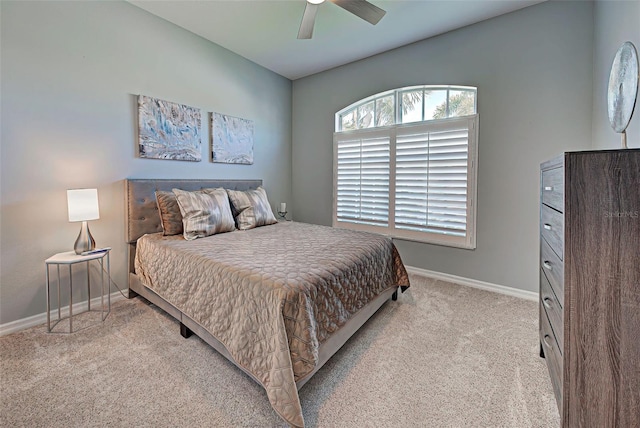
[129, 0, 545, 80]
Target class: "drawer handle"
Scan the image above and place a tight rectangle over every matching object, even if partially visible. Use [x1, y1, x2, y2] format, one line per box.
[543, 223, 552, 230]
[543, 261, 552, 271]
[544, 186, 554, 191]
[543, 334, 554, 349]
[543, 297, 553, 309]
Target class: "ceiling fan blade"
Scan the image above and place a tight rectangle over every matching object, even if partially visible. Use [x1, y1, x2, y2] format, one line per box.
[298, 2, 319, 39]
[331, 0, 386, 25]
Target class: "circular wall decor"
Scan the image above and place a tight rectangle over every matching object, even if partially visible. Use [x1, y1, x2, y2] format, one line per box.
[607, 41, 639, 138]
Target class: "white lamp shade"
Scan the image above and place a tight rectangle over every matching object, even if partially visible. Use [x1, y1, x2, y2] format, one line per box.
[67, 189, 100, 222]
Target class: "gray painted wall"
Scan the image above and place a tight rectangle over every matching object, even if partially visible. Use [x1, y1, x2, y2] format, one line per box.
[0, 1, 292, 324]
[592, 1, 640, 150]
[291, 1, 594, 293]
[2, 0, 633, 326]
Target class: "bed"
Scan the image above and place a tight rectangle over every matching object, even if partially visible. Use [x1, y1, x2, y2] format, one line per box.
[125, 179, 409, 427]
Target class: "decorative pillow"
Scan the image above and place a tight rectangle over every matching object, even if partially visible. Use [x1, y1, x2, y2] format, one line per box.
[226, 187, 277, 230]
[172, 188, 236, 240]
[155, 191, 183, 236]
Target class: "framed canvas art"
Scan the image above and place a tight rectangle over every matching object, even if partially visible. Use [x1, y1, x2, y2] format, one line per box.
[212, 112, 254, 165]
[138, 95, 202, 162]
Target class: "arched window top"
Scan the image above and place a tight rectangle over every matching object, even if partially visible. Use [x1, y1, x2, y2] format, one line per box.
[335, 85, 477, 132]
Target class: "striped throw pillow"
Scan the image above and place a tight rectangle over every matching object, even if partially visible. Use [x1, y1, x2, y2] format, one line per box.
[172, 188, 236, 240]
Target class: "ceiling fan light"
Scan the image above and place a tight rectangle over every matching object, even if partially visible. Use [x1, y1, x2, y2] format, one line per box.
[307, 0, 325, 4]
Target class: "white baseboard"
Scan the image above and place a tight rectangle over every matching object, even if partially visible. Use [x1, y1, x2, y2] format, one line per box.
[405, 265, 538, 302]
[0, 291, 127, 336]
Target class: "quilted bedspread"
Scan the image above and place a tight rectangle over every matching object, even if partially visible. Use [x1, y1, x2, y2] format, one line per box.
[135, 221, 409, 427]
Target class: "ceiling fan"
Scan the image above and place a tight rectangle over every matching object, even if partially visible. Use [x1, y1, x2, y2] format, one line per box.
[298, 0, 386, 39]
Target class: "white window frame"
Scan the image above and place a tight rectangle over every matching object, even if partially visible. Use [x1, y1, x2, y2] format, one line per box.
[333, 114, 478, 249]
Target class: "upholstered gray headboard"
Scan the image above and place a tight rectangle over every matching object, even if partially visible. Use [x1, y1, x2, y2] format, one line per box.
[125, 178, 262, 272]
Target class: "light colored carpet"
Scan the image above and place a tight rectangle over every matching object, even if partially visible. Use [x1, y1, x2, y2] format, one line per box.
[1, 274, 559, 427]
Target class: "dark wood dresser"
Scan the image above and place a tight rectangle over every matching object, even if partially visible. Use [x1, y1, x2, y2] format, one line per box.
[539, 149, 640, 427]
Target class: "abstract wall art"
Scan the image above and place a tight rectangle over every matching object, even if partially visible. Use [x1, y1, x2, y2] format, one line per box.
[138, 95, 202, 162]
[212, 112, 254, 165]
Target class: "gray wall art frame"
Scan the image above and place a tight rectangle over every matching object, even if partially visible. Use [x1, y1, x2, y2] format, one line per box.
[211, 112, 254, 165]
[138, 95, 202, 162]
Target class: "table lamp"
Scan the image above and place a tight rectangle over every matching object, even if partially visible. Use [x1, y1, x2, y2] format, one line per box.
[67, 188, 100, 255]
[278, 202, 287, 220]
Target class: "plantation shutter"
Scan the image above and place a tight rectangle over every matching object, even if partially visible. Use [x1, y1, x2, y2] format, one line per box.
[395, 118, 472, 237]
[335, 131, 390, 227]
[333, 115, 477, 249]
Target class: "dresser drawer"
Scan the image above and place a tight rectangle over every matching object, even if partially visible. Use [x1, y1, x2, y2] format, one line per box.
[541, 166, 563, 212]
[540, 268, 563, 349]
[540, 237, 564, 307]
[540, 303, 563, 412]
[540, 204, 564, 260]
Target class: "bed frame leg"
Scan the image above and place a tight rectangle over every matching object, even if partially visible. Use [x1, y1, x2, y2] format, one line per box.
[392, 289, 398, 301]
[180, 323, 193, 338]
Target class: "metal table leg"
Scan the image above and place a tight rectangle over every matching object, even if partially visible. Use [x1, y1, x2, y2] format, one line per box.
[46, 264, 50, 332]
[57, 265, 61, 322]
[69, 264, 73, 333]
[100, 258, 105, 321]
[87, 260, 91, 311]
[106, 252, 111, 314]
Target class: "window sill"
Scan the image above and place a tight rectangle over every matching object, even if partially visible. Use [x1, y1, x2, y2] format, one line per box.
[332, 221, 476, 250]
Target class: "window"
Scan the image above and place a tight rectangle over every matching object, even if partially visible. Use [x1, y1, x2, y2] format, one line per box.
[334, 86, 478, 249]
[336, 85, 477, 131]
